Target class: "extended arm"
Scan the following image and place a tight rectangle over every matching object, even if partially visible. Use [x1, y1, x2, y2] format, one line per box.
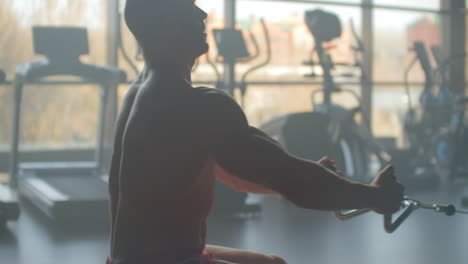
[203, 91, 398, 211]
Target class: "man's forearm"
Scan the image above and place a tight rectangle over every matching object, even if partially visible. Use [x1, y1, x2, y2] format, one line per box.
[214, 127, 382, 211]
[274, 158, 380, 211]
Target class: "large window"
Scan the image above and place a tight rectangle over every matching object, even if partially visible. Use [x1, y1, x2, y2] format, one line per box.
[234, 1, 361, 81]
[0, 0, 107, 151]
[227, 1, 362, 125]
[373, 10, 440, 82]
[0, 0, 453, 152]
[0, 0, 107, 77]
[372, 8, 441, 138]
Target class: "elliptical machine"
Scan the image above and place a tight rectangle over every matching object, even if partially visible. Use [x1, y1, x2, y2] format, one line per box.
[206, 18, 271, 107]
[260, 9, 388, 182]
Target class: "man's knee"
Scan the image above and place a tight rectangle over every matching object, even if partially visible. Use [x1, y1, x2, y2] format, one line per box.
[270, 255, 287, 264]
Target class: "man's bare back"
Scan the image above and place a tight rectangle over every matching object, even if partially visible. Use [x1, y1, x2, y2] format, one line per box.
[112, 76, 210, 257]
[108, 67, 147, 255]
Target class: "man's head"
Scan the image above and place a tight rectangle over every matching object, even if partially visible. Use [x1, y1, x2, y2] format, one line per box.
[124, 0, 208, 65]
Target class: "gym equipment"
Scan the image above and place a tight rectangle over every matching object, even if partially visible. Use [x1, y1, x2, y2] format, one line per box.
[212, 28, 250, 62]
[9, 26, 125, 222]
[261, 9, 389, 182]
[450, 98, 468, 178]
[430, 46, 468, 179]
[305, 9, 390, 179]
[207, 19, 271, 216]
[401, 42, 468, 183]
[207, 18, 271, 107]
[0, 183, 19, 229]
[335, 196, 468, 233]
[0, 69, 20, 229]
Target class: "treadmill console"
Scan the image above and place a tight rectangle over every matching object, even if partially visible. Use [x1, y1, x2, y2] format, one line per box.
[33, 26, 89, 61]
[212, 28, 250, 61]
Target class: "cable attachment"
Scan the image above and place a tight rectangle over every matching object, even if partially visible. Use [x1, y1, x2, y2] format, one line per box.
[434, 204, 456, 216]
[335, 197, 464, 233]
[405, 197, 456, 216]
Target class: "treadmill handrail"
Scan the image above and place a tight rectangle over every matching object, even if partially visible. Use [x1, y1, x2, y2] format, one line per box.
[15, 59, 125, 85]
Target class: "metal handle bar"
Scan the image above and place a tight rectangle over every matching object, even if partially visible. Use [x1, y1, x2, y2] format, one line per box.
[311, 88, 362, 109]
[240, 18, 271, 84]
[335, 196, 457, 233]
[237, 31, 260, 63]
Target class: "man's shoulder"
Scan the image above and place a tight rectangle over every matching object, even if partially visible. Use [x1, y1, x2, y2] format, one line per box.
[193, 86, 230, 97]
[193, 87, 247, 126]
[193, 86, 238, 106]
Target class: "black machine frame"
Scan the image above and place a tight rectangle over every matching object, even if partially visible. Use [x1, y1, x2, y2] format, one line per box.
[0, 69, 20, 228]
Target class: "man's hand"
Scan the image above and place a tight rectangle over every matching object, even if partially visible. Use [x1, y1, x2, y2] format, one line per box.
[319, 158, 404, 214]
[371, 165, 404, 215]
[318, 156, 343, 176]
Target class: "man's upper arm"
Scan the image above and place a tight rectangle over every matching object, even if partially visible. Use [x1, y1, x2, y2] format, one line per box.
[200, 91, 292, 193]
[200, 90, 250, 141]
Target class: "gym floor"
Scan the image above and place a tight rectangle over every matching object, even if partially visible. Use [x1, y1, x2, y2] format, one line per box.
[1, 183, 468, 264]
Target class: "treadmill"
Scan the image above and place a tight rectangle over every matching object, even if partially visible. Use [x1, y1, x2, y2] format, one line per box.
[0, 69, 20, 228]
[9, 26, 125, 222]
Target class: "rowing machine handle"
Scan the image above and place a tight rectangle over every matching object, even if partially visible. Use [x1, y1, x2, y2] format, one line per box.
[383, 200, 417, 233]
[335, 198, 417, 233]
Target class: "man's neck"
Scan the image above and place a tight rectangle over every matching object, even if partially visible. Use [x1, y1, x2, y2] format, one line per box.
[145, 59, 194, 83]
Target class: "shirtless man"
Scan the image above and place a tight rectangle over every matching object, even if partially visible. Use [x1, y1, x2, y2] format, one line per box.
[108, 1, 404, 264]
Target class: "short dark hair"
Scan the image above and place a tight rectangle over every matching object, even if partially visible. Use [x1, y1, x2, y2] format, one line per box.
[124, 0, 167, 45]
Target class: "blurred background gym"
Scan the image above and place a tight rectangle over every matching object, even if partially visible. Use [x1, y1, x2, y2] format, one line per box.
[1, 0, 468, 263]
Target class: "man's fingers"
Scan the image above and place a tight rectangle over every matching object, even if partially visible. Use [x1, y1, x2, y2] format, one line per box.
[374, 165, 396, 186]
[319, 157, 335, 166]
[380, 165, 394, 177]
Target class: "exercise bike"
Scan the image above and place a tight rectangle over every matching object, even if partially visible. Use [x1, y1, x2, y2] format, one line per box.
[260, 9, 389, 182]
